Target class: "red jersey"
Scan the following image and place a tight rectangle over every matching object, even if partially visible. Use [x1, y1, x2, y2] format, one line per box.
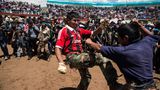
[55, 25, 92, 55]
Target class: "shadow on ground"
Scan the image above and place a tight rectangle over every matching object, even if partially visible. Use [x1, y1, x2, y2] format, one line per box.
[59, 87, 77, 90]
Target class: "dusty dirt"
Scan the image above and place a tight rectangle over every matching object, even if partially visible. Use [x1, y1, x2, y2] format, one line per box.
[0, 45, 160, 90]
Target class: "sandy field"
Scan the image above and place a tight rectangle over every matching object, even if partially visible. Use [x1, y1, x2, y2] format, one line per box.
[0, 45, 160, 90]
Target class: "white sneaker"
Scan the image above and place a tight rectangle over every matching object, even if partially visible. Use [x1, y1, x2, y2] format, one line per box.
[4, 56, 9, 60]
[58, 62, 67, 74]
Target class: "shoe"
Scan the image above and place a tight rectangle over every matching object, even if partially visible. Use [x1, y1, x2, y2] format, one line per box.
[58, 62, 67, 74]
[4, 56, 9, 60]
[28, 56, 32, 60]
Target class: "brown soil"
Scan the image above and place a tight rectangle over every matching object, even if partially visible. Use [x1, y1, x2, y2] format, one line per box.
[0, 45, 160, 90]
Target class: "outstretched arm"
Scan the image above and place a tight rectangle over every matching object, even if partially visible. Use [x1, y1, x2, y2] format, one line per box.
[91, 19, 109, 38]
[132, 19, 153, 36]
[55, 47, 67, 74]
[55, 47, 64, 63]
[85, 38, 102, 52]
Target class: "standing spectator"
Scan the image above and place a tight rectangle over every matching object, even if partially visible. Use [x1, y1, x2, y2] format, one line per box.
[37, 23, 50, 59]
[55, 11, 107, 90]
[0, 15, 9, 60]
[12, 28, 27, 57]
[85, 20, 158, 90]
[26, 20, 39, 60]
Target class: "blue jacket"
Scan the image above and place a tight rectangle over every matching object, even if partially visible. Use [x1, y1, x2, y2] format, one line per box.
[100, 35, 160, 84]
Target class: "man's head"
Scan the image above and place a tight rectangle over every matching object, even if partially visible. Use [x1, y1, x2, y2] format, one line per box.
[117, 22, 141, 45]
[28, 19, 34, 27]
[66, 11, 80, 29]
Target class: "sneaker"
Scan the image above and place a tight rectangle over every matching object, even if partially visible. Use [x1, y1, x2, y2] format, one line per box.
[4, 56, 9, 60]
[58, 62, 67, 74]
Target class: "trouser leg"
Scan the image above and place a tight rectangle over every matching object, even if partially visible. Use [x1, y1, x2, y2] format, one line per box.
[77, 68, 91, 90]
[0, 41, 9, 57]
[155, 48, 160, 72]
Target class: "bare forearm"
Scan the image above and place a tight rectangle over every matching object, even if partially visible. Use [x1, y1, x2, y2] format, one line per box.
[92, 19, 108, 37]
[92, 26, 103, 37]
[139, 24, 153, 36]
[157, 45, 160, 48]
[90, 42, 101, 52]
[156, 43, 160, 48]
[55, 47, 64, 63]
[132, 19, 153, 36]
[86, 40, 102, 52]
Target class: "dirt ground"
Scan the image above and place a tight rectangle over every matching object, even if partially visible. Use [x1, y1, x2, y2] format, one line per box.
[0, 45, 160, 90]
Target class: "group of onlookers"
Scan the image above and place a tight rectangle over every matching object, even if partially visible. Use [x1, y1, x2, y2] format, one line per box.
[0, 0, 41, 14]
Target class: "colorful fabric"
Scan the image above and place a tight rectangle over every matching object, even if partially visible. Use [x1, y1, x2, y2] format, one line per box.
[55, 25, 92, 54]
[65, 53, 95, 68]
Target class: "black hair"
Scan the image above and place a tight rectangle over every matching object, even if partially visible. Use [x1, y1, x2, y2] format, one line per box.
[155, 21, 160, 29]
[27, 19, 33, 24]
[66, 11, 79, 20]
[117, 22, 141, 43]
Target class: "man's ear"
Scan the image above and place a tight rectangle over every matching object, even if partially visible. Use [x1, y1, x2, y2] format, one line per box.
[123, 35, 129, 44]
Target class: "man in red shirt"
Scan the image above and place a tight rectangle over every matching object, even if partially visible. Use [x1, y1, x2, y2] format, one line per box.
[55, 11, 107, 90]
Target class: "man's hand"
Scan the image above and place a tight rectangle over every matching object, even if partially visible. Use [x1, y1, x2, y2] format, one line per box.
[131, 18, 142, 27]
[99, 19, 109, 29]
[85, 38, 102, 52]
[58, 62, 67, 74]
[85, 38, 93, 45]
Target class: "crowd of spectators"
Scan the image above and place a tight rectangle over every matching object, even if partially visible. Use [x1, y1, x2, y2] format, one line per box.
[0, 0, 41, 14]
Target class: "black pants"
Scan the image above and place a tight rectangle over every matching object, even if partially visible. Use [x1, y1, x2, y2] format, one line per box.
[154, 48, 160, 72]
[77, 68, 91, 90]
[0, 40, 9, 57]
[27, 38, 37, 57]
